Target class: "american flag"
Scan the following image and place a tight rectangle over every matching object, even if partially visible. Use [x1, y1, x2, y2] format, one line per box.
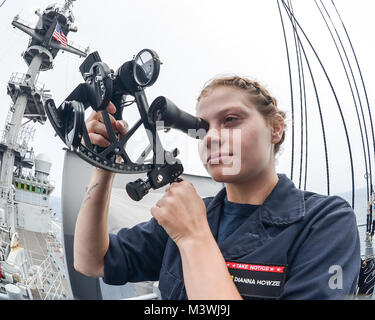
[52, 23, 68, 47]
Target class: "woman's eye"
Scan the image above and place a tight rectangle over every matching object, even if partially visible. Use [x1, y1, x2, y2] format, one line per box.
[224, 117, 237, 123]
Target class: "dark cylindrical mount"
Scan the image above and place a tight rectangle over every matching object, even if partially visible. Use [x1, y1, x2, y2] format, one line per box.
[148, 96, 209, 139]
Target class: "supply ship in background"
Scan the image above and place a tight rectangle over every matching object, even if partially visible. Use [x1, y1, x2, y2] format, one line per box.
[0, 0, 87, 299]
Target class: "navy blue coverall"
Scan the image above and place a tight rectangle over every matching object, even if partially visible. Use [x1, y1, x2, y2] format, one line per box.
[103, 173, 361, 299]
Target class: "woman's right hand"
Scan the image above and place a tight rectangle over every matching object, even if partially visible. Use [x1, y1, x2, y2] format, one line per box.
[84, 101, 129, 148]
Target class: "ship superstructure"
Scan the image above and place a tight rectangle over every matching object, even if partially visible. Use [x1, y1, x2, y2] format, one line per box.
[0, 0, 87, 299]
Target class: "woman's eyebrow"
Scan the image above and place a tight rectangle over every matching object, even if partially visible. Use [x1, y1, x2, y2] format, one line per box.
[198, 106, 249, 121]
[207, 106, 249, 120]
[218, 106, 249, 115]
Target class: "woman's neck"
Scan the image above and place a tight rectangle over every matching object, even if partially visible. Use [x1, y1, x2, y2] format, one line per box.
[225, 169, 279, 205]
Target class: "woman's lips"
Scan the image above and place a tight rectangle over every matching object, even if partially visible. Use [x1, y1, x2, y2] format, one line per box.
[207, 153, 233, 164]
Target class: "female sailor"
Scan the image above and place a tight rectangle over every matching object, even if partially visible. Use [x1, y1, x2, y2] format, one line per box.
[73, 75, 360, 299]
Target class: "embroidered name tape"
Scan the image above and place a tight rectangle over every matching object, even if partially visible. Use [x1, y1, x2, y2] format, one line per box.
[226, 261, 287, 299]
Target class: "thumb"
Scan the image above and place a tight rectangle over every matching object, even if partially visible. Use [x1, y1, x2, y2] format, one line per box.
[116, 120, 129, 136]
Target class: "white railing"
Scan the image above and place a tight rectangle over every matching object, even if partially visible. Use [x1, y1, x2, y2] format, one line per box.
[37, 256, 67, 300]
[45, 232, 65, 273]
[0, 132, 29, 160]
[8, 72, 47, 95]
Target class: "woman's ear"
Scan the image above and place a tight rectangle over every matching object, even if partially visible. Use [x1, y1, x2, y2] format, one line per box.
[271, 113, 285, 144]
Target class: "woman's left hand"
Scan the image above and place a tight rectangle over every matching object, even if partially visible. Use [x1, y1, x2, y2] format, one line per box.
[150, 178, 211, 247]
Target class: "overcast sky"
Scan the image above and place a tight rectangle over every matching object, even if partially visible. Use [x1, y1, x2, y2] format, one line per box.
[0, 0, 374, 200]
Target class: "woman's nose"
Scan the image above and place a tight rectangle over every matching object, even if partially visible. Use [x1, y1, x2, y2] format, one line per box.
[203, 127, 221, 149]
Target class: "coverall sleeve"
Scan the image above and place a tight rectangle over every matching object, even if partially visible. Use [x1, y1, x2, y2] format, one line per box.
[280, 196, 361, 299]
[103, 217, 169, 285]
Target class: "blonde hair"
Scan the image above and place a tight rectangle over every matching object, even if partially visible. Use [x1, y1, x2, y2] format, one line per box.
[197, 75, 287, 154]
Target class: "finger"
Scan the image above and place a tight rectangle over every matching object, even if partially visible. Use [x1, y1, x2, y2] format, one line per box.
[155, 198, 164, 208]
[106, 101, 116, 114]
[171, 178, 184, 187]
[151, 204, 170, 226]
[156, 196, 172, 208]
[151, 205, 163, 223]
[87, 120, 111, 140]
[86, 110, 99, 122]
[86, 102, 115, 123]
[88, 132, 111, 147]
[97, 111, 118, 133]
[115, 120, 129, 137]
[166, 183, 178, 192]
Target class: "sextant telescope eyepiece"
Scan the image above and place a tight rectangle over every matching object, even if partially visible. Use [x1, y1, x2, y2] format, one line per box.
[148, 96, 209, 139]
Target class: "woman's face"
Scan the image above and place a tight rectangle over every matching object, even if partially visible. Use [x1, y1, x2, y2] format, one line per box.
[196, 86, 278, 183]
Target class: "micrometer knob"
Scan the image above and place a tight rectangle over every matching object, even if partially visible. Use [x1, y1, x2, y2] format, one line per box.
[126, 178, 151, 201]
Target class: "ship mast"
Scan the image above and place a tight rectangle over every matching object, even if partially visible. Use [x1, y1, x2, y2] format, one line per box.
[0, 0, 87, 233]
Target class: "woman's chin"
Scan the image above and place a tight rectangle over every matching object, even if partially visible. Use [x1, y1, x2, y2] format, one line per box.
[206, 164, 241, 183]
[205, 156, 242, 178]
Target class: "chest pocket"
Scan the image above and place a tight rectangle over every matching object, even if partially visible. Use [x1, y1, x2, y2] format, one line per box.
[220, 220, 272, 261]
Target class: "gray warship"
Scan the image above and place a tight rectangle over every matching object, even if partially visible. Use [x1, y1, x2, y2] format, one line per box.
[0, 0, 87, 299]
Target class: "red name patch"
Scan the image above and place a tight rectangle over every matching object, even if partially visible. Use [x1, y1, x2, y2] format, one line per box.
[226, 261, 285, 273]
